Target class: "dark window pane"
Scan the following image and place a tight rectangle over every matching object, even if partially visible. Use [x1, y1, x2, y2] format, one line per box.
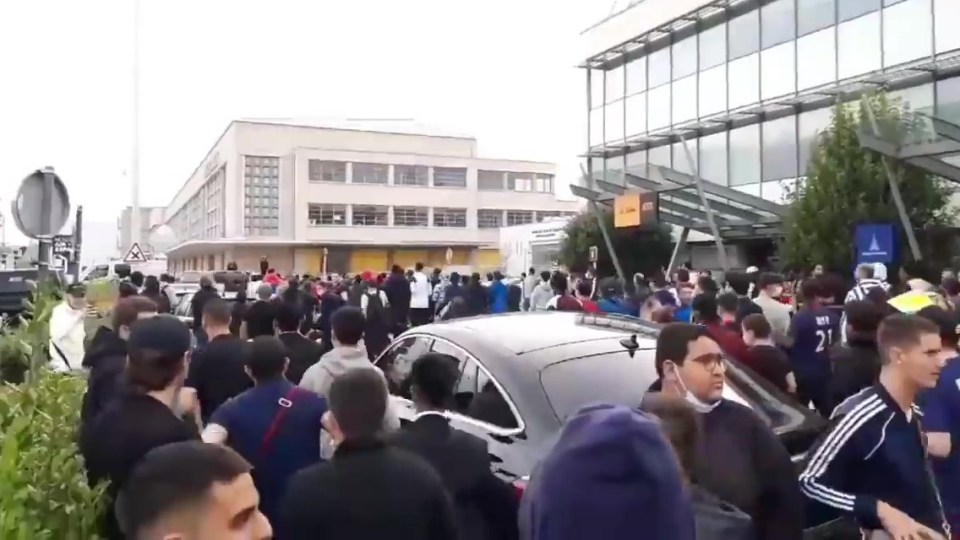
[539, 351, 657, 421]
[728, 11, 760, 60]
[762, 116, 798, 181]
[839, 0, 881, 22]
[798, 0, 835, 36]
[761, 0, 796, 49]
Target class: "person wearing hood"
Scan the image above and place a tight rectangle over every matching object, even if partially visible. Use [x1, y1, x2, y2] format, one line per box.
[298, 306, 400, 433]
[648, 323, 804, 540]
[640, 393, 754, 540]
[488, 271, 509, 314]
[519, 402, 695, 540]
[80, 296, 159, 430]
[49, 283, 89, 373]
[528, 271, 553, 312]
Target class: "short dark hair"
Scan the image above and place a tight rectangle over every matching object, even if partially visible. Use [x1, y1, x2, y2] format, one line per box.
[410, 353, 459, 409]
[917, 306, 960, 348]
[725, 271, 750, 295]
[112, 296, 158, 332]
[274, 301, 302, 332]
[757, 272, 783, 290]
[691, 293, 719, 323]
[550, 272, 569, 293]
[655, 323, 713, 377]
[844, 300, 883, 335]
[415, 262, 424, 271]
[676, 269, 690, 283]
[696, 276, 719, 294]
[246, 336, 286, 380]
[449, 272, 460, 285]
[331, 306, 365, 345]
[639, 393, 699, 480]
[118, 281, 139, 298]
[576, 280, 592, 297]
[540, 270, 551, 281]
[130, 271, 145, 287]
[716, 292, 739, 315]
[329, 368, 387, 440]
[529, 267, 536, 275]
[741, 313, 772, 339]
[799, 277, 823, 302]
[118, 441, 251, 537]
[201, 298, 231, 326]
[877, 314, 940, 363]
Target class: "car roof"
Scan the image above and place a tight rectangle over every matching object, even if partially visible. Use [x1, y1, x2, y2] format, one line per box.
[424, 311, 658, 359]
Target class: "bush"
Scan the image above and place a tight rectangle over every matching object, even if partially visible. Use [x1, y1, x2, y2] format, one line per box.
[0, 372, 106, 538]
[0, 282, 60, 384]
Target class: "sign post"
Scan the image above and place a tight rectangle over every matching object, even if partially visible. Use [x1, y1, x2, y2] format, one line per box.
[588, 245, 598, 263]
[11, 167, 71, 281]
[321, 247, 329, 275]
[123, 242, 147, 263]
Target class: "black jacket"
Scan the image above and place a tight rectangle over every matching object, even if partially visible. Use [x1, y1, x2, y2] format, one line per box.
[278, 331, 325, 384]
[384, 273, 412, 320]
[279, 439, 458, 540]
[389, 414, 519, 540]
[827, 337, 881, 414]
[80, 327, 128, 428]
[692, 485, 755, 540]
[190, 286, 220, 330]
[465, 284, 488, 316]
[185, 334, 252, 423]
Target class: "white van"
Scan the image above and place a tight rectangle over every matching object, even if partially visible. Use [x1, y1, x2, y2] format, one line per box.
[80, 259, 168, 282]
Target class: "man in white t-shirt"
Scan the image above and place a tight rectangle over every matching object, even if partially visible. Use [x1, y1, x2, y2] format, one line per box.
[409, 262, 432, 327]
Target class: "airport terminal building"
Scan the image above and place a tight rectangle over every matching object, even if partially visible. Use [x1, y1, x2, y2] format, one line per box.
[578, 0, 960, 268]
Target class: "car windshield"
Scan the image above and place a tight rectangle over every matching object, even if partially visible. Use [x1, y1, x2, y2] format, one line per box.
[539, 349, 808, 432]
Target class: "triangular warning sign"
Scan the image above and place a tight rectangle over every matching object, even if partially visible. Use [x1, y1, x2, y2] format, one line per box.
[868, 235, 881, 252]
[123, 242, 147, 263]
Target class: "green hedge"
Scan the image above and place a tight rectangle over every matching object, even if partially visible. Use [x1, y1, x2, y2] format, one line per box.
[0, 286, 105, 538]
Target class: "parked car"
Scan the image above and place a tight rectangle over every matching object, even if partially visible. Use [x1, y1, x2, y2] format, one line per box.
[375, 311, 841, 534]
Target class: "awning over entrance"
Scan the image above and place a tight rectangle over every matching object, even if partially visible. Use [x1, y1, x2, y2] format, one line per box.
[570, 165, 787, 240]
[857, 104, 960, 184]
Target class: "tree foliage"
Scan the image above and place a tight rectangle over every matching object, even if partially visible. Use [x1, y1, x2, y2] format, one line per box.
[559, 207, 674, 278]
[782, 93, 954, 273]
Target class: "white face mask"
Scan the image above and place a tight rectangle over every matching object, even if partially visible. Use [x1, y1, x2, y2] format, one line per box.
[671, 364, 721, 414]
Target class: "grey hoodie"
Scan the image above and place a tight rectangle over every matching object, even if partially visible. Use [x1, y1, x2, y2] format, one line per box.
[529, 281, 554, 311]
[299, 344, 401, 433]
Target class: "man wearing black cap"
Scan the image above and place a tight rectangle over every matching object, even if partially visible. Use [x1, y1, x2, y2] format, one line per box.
[80, 315, 199, 540]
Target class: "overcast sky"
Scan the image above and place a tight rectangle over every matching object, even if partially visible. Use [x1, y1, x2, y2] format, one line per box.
[0, 0, 613, 250]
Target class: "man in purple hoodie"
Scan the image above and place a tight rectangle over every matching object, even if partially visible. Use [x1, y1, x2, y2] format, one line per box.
[519, 403, 695, 540]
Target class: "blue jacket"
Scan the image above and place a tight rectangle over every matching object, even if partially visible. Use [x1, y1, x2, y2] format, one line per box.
[489, 281, 508, 314]
[597, 297, 635, 316]
[519, 403, 695, 540]
[799, 384, 948, 534]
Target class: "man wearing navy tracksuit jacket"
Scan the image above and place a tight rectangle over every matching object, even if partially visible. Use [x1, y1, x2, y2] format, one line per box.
[799, 314, 951, 539]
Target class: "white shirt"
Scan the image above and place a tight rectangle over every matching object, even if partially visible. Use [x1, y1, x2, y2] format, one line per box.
[48, 301, 86, 372]
[410, 272, 431, 309]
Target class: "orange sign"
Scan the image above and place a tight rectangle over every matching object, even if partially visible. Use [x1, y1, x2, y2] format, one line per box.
[614, 194, 641, 228]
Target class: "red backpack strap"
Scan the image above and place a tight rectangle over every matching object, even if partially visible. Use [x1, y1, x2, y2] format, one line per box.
[258, 386, 304, 459]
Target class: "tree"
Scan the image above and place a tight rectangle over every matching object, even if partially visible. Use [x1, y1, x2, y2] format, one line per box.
[782, 93, 954, 273]
[558, 207, 674, 278]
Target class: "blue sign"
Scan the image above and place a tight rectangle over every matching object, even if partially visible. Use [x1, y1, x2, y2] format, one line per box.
[855, 223, 895, 264]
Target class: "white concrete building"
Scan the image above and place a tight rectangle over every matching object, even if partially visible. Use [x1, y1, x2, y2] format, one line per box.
[163, 120, 579, 275]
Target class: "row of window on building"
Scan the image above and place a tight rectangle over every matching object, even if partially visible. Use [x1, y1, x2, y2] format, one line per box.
[589, 0, 959, 145]
[169, 166, 226, 242]
[307, 204, 574, 229]
[307, 160, 555, 193]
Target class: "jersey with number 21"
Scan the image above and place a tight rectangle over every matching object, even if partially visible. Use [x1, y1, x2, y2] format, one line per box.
[790, 307, 840, 375]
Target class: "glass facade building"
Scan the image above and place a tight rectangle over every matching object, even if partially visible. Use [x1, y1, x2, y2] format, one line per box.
[585, 0, 960, 204]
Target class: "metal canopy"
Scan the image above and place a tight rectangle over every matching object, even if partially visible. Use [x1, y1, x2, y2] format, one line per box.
[857, 106, 960, 185]
[572, 164, 787, 240]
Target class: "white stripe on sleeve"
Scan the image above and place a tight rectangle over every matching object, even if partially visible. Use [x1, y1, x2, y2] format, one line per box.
[799, 395, 885, 512]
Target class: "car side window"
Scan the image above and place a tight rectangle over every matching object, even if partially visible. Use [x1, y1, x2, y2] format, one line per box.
[453, 357, 519, 431]
[378, 336, 433, 400]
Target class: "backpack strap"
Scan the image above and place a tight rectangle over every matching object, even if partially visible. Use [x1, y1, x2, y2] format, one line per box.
[258, 386, 304, 460]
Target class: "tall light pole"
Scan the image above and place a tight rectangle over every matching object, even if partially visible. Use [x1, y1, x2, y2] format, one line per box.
[130, 0, 142, 247]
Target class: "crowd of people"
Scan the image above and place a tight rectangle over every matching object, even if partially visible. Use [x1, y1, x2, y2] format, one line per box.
[41, 256, 960, 539]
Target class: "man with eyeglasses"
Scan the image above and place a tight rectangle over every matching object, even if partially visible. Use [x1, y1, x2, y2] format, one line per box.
[648, 323, 803, 540]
